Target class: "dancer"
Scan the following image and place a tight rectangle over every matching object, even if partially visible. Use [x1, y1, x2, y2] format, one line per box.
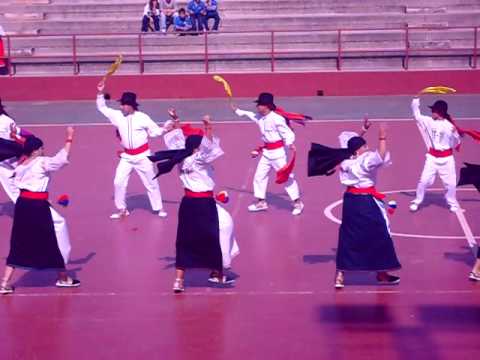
[0, 127, 80, 295]
[409, 97, 461, 212]
[308, 124, 401, 288]
[149, 114, 236, 293]
[232, 92, 304, 215]
[0, 98, 21, 202]
[96, 82, 167, 219]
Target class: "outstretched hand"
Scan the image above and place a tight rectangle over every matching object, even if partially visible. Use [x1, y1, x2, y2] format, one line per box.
[97, 81, 105, 93]
[362, 114, 372, 131]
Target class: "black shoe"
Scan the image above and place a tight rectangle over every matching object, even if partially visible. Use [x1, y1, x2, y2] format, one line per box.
[376, 274, 400, 285]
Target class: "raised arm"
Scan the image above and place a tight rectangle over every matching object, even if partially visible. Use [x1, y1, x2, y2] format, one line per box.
[411, 97, 432, 125]
[96, 81, 118, 123]
[43, 127, 74, 172]
[378, 124, 387, 160]
[359, 114, 371, 137]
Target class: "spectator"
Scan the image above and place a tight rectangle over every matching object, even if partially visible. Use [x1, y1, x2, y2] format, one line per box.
[205, 0, 220, 31]
[0, 25, 7, 75]
[142, 0, 161, 32]
[160, 0, 177, 33]
[174, 8, 193, 35]
[187, 0, 207, 33]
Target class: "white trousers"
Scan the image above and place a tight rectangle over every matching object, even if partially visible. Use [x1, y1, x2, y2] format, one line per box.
[217, 204, 240, 269]
[114, 156, 163, 211]
[0, 161, 19, 202]
[413, 154, 458, 208]
[253, 155, 300, 201]
[50, 207, 71, 265]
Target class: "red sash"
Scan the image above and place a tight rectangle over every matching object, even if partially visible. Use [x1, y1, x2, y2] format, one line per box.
[346, 186, 385, 201]
[20, 190, 49, 200]
[428, 148, 453, 158]
[124, 143, 149, 155]
[184, 189, 214, 198]
[264, 140, 285, 150]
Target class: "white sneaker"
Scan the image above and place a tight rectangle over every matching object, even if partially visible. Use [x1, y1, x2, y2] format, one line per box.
[469, 272, 480, 281]
[110, 209, 130, 220]
[157, 209, 168, 218]
[248, 201, 268, 212]
[292, 201, 304, 216]
[409, 202, 419, 212]
[449, 205, 460, 213]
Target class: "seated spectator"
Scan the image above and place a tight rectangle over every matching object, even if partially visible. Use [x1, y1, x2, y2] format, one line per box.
[205, 0, 220, 31]
[0, 25, 6, 74]
[174, 8, 193, 35]
[160, 0, 177, 33]
[142, 0, 161, 32]
[187, 0, 207, 33]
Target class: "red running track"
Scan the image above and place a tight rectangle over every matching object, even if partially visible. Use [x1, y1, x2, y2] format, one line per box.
[0, 120, 479, 360]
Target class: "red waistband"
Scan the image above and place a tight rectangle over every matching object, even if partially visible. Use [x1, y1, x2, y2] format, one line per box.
[346, 186, 385, 201]
[184, 189, 214, 198]
[428, 148, 453, 158]
[124, 143, 149, 155]
[264, 140, 285, 150]
[20, 190, 49, 200]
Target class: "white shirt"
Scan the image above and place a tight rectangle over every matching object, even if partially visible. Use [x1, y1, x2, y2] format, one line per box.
[180, 136, 224, 192]
[0, 25, 5, 36]
[96, 94, 165, 157]
[144, 2, 161, 16]
[0, 113, 20, 141]
[339, 150, 391, 188]
[14, 149, 69, 192]
[235, 108, 295, 159]
[411, 98, 460, 151]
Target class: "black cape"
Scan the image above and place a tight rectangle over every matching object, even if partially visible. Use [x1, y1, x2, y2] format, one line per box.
[458, 162, 480, 192]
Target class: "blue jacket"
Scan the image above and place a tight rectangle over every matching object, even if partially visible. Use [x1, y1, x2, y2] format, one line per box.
[187, 0, 207, 15]
[174, 15, 193, 29]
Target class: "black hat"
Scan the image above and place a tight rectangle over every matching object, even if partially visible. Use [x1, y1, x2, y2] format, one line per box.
[254, 92, 276, 109]
[118, 92, 139, 109]
[429, 100, 448, 117]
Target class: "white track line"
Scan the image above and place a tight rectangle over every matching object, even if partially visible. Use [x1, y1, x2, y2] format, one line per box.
[18, 117, 480, 127]
[324, 187, 480, 240]
[455, 209, 479, 255]
[6, 288, 479, 298]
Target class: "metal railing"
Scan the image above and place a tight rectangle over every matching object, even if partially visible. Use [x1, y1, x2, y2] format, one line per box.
[1, 25, 478, 76]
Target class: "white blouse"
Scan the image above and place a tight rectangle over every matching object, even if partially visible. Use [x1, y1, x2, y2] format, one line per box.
[179, 136, 224, 192]
[0, 113, 19, 141]
[411, 98, 460, 151]
[96, 95, 165, 156]
[339, 150, 391, 188]
[14, 149, 69, 192]
[235, 108, 295, 159]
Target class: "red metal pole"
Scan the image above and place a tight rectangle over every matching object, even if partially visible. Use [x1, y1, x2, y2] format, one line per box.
[6, 35, 13, 76]
[337, 29, 342, 71]
[138, 34, 144, 74]
[473, 26, 478, 69]
[204, 31, 209, 73]
[404, 27, 410, 70]
[271, 31, 275, 72]
[72, 35, 78, 75]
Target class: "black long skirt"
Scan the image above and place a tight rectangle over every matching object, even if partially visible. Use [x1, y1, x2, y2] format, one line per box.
[176, 196, 222, 270]
[7, 197, 65, 270]
[336, 192, 401, 272]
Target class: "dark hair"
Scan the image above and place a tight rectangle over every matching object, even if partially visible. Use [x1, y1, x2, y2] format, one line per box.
[23, 136, 44, 156]
[178, 7, 186, 14]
